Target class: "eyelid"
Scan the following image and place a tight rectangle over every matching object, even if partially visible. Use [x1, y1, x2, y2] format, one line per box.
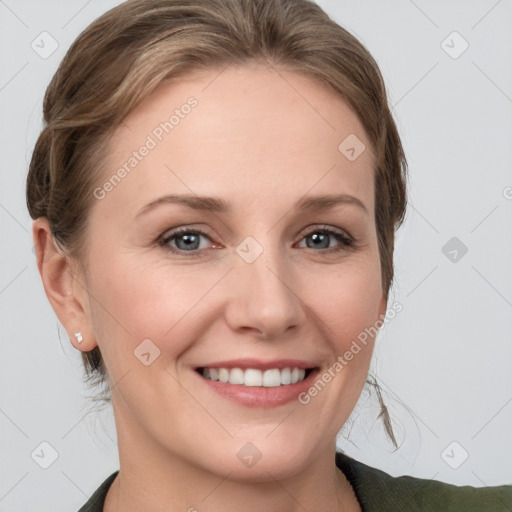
[300, 224, 352, 239]
[158, 226, 215, 248]
[158, 223, 356, 255]
[298, 225, 355, 251]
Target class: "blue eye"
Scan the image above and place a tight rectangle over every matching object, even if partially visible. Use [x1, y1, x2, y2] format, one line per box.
[159, 226, 354, 255]
[299, 227, 354, 251]
[159, 228, 211, 254]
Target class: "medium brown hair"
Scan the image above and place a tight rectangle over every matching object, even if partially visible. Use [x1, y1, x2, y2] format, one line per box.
[26, 0, 407, 446]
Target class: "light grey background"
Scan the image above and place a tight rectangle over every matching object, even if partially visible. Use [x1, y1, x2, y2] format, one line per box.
[1, 0, 511, 510]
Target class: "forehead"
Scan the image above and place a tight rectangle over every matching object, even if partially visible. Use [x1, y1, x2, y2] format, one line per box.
[97, 63, 375, 218]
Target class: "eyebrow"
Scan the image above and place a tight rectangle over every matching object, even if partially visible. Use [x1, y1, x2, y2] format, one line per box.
[135, 192, 368, 219]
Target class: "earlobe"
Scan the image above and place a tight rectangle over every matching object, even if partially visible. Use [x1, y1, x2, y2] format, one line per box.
[32, 218, 97, 351]
[378, 292, 388, 324]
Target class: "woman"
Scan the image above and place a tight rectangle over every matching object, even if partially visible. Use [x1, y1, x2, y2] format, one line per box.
[26, 0, 511, 510]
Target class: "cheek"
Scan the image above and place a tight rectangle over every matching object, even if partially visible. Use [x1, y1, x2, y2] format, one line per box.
[87, 253, 226, 366]
[306, 257, 384, 349]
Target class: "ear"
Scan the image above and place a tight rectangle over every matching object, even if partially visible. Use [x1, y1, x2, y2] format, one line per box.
[32, 217, 97, 351]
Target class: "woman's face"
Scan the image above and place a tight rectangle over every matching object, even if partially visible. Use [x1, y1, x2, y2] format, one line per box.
[79, 62, 386, 479]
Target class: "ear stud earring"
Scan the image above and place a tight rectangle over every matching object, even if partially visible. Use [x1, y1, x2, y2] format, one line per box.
[74, 332, 83, 344]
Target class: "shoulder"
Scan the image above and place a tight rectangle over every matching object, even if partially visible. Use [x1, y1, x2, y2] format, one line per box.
[336, 451, 512, 511]
[77, 471, 118, 512]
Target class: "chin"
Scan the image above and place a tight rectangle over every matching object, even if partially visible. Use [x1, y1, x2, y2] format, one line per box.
[200, 435, 314, 482]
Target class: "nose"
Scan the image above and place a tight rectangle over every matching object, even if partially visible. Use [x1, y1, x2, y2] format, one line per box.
[224, 240, 305, 340]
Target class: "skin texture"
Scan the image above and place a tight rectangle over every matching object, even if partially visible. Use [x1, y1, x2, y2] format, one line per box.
[33, 62, 387, 512]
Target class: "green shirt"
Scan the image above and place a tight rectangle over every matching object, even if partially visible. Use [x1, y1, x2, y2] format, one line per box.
[78, 451, 512, 511]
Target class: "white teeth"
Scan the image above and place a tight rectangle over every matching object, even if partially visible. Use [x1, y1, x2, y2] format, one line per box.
[290, 368, 306, 384]
[218, 368, 230, 383]
[280, 367, 291, 385]
[201, 367, 309, 387]
[262, 369, 281, 387]
[244, 369, 262, 387]
[229, 368, 245, 385]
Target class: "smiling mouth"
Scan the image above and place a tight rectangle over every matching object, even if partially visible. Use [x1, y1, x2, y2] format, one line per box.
[195, 367, 316, 387]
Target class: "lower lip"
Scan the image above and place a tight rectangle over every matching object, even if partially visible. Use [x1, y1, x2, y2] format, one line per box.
[195, 369, 319, 408]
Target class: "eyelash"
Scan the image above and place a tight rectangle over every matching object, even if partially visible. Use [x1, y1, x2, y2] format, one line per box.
[158, 225, 355, 256]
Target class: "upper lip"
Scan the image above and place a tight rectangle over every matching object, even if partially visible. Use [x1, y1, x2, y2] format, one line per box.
[195, 358, 318, 371]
